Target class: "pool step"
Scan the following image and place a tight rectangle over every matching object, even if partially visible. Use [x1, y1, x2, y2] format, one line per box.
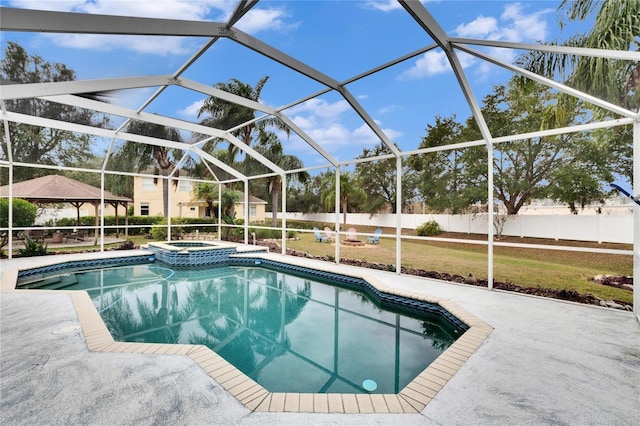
[19, 274, 79, 290]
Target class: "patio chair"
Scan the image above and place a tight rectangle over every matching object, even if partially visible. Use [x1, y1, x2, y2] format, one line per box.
[323, 227, 334, 242]
[313, 227, 328, 243]
[66, 229, 87, 243]
[346, 227, 357, 241]
[367, 228, 382, 244]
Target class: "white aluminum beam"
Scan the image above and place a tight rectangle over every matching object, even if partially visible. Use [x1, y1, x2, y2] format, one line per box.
[451, 37, 640, 61]
[398, 0, 449, 49]
[399, 0, 496, 290]
[2, 110, 246, 180]
[227, 1, 260, 27]
[0, 75, 176, 100]
[227, 27, 400, 157]
[0, 7, 228, 37]
[180, 79, 340, 166]
[42, 93, 284, 174]
[456, 44, 638, 119]
[634, 120, 639, 320]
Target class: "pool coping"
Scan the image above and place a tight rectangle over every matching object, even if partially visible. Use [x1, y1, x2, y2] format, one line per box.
[0, 250, 493, 414]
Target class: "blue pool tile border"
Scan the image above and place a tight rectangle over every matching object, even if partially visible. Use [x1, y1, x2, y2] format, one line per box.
[16, 255, 153, 281]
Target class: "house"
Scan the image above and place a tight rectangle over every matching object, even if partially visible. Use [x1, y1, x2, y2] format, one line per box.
[132, 175, 267, 221]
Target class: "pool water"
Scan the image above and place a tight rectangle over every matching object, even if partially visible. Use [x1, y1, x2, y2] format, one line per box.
[22, 263, 463, 394]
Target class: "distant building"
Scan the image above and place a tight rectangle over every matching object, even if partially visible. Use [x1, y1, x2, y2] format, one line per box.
[132, 175, 267, 221]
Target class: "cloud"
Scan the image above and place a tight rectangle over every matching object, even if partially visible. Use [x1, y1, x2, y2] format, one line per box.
[378, 104, 401, 115]
[455, 16, 498, 38]
[284, 98, 402, 157]
[287, 98, 351, 119]
[399, 3, 551, 80]
[9, 0, 297, 54]
[364, 0, 403, 12]
[398, 50, 475, 80]
[365, 0, 433, 13]
[235, 7, 300, 34]
[176, 99, 205, 120]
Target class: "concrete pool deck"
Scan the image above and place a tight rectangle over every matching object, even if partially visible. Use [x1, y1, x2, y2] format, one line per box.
[1, 251, 638, 425]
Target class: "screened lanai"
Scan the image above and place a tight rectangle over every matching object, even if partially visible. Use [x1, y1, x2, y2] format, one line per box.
[0, 1, 638, 318]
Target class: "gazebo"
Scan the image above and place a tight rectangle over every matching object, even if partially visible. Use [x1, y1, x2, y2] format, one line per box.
[0, 174, 131, 239]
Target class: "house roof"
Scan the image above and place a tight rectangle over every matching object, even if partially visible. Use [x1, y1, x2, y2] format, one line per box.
[0, 175, 131, 204]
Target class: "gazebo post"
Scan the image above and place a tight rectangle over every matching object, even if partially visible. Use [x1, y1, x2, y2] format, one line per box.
[112, 202, 119, 238]
[124, 202, 129, 240]
[70, 201, 85, 227]
[93, 202, 99, 246]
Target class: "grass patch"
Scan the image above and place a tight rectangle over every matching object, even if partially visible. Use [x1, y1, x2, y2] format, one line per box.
[286, 232, 632, 304]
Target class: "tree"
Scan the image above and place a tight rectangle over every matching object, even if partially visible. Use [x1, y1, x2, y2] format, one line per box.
[285, 174, 326, 214]
[518, 0, 639, 182]
[354, 143, 417, 213]
[117, 120, 183, 217]
[409, 116, 486, 213]
[0, 42, 108, 183]
[242, 131, 308, 226]
[413, 78, 605, 215]
[0, 198, 37, 250]
[220, 188, 240, 240]
[191, 182, 219, 218]
[320, 172, 367, 226]
[197, 76, 290, 188]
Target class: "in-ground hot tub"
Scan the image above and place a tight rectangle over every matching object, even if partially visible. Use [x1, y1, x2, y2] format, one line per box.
[144, 240, 269, 267]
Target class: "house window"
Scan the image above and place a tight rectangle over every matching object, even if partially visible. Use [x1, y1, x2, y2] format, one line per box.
[250, 205, 257, 217]
[140, 202, 149, 216]
[189, 207, 196, 212]
[142, 178, 155, 192]
[179, 180, 192, 193]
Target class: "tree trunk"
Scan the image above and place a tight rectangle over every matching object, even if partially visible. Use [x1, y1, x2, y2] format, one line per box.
[342, 200, 348, 226]
[161, 168, 170, 217]
[271, 187, 279, 227]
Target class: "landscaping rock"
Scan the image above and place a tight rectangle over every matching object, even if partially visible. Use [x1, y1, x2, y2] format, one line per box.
[604, 300, 626, 310]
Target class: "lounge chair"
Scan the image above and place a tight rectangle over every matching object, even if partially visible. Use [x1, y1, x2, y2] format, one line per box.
[346, 227, 357, 241]
[367, 228, 382, 244]
[313, 227, 328, 243]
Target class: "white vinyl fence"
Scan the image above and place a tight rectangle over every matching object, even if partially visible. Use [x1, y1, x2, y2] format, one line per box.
[277, 212, 632, 244]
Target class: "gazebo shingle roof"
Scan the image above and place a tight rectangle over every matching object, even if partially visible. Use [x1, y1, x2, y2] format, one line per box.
[0, 175, 131, 204]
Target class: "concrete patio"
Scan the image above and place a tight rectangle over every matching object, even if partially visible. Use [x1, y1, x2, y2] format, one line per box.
[1, 251, 638, 425]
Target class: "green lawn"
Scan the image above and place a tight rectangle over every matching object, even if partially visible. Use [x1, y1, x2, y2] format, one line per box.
[286, 232, 633, 304]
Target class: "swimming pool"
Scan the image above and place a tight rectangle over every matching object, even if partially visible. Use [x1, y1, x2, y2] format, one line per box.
[19, 262, 465, 394]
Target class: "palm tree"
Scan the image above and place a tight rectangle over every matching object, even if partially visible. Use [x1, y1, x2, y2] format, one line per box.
[197, 76, 291, 187]
[521, 0, 639, 108]
[243, 131, 309, 226]
[191, 182, 218, 218]
[119, 120, 183, 217]
[320, 172, 367, 226]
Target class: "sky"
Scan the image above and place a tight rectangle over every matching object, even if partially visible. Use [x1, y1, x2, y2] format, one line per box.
[2, 0, 597, 170]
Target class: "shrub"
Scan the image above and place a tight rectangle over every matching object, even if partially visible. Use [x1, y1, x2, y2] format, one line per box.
[416, 220, 441, 236]
[18, 234, 48, 256]
[151, 219, 184, 241]
[0, 198, 37, 228]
